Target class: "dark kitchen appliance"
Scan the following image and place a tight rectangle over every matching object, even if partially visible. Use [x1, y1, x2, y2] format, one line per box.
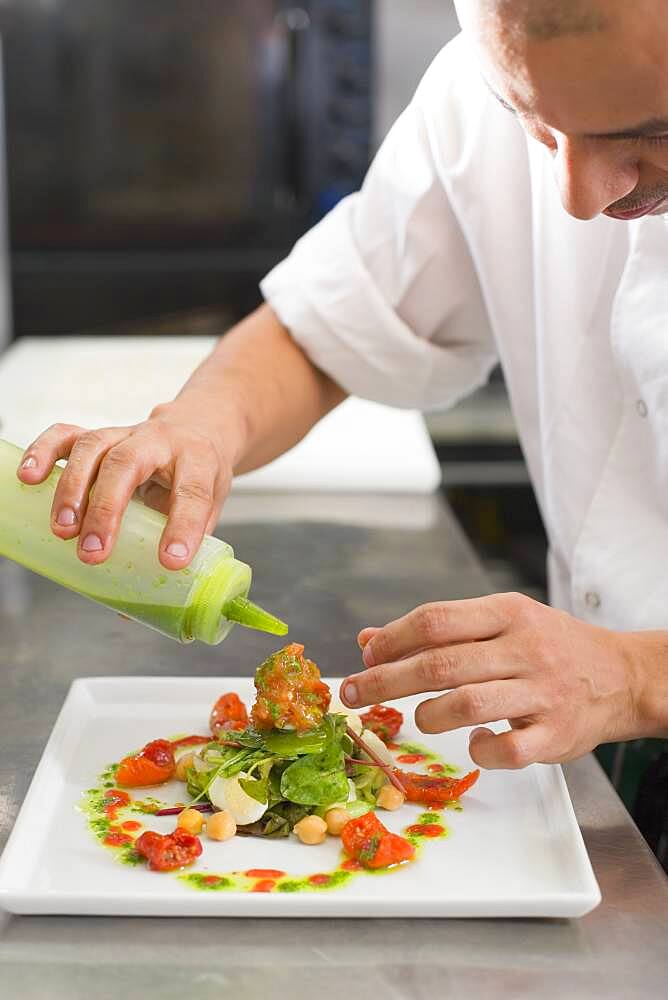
[0, 0, 372, 335]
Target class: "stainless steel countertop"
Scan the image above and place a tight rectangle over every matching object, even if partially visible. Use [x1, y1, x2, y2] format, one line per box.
[1, 492, 666, 999]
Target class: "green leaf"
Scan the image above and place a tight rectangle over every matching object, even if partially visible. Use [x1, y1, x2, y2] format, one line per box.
[263, 725, 328, 757]
[351, 763, 387, 805]
[239, 759, 274, 804]
[280, 732, 349, 807]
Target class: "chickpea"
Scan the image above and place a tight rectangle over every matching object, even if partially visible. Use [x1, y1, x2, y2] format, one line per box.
[206, 809, 237, 842]
[293, 815, 328, 846]
[176, 807, 204, 835]
[324, 808, 350, 837]
[174, 751, 195, 782]
[377, 784, 405, 811]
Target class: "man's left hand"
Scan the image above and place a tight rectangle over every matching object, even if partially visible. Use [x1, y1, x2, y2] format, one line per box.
[340, 593, 661, 769]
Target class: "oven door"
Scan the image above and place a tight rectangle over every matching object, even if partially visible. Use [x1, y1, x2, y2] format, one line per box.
[1, 0, 372, 332]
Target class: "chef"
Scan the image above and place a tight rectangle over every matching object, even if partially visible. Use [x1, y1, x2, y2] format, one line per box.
[17, 0, 668, 768]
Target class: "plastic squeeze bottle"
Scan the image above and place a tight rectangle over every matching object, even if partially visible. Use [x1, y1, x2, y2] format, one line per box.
[0, 439, 287, 644]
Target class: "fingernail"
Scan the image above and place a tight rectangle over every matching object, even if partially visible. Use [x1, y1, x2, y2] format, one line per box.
[21, 456, 37, 469]
[81, 534, 103, 552]
[343, 682, 359, 706]
[362, 645, 375, 668]
[166, 542, 188, 558]
[56, 506, 77, 527]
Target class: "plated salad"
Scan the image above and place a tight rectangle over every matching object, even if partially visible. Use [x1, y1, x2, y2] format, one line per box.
[83, 644, 479, 892]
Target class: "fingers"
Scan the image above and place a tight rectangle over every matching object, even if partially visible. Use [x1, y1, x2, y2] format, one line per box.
[341, 639, 513, 709]
[361, 598, 510, 668]
[72, 436, 170, 564]
[357, 627, 380, 649]
[49, 428, 131, 541]
[158, 449, 221, 570]
[137, 480, 171, 516]
[413, 679, 545, 735]
[17, 423, 85, 485]
[468, 724, 550, 769]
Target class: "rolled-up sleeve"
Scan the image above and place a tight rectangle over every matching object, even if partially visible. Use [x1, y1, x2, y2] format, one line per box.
[260, 38, 498, 410]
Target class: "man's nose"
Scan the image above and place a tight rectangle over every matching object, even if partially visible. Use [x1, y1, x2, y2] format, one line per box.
[553, 136, 639, 220]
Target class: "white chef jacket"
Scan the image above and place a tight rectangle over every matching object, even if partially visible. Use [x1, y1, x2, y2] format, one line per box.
[261, 34, 668, 633]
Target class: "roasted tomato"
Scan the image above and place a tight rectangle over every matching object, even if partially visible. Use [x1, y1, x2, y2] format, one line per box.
[251, 643, 331, 731]
[393, 768, 480, 807]
[116, 738, 176, 787]
[210, 692, 249, 736]
[135, 828, 203, 872]
[360, 704, 404, 744]
[340, 811, 415, 870]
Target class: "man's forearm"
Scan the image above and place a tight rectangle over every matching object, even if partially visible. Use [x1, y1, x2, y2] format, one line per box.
[159, 303, 347, 474]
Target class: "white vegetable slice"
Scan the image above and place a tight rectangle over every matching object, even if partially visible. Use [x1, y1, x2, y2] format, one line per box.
[359, 729, 395, 767]
[328, 695, 363, 735]
[208, 774, 268, 825]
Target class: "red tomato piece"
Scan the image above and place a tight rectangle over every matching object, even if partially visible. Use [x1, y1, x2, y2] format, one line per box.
[251, 643, 331, 731]
[368, 832, 415, 869]
[340, 811, 415, 870]
[210, 692, 249, 736]
[116, 739, 176, 788]
[135, 828, 202, 872]
[340, 811, 386, 855]
[393, 768, 480, 807]
[360, 704, 404, 744]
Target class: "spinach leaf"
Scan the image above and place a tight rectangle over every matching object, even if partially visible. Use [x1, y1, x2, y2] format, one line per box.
[263, 724, 329, 757]
[280, 715, 349, 806]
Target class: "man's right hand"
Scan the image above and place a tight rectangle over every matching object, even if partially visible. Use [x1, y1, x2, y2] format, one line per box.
[15, 305, 347, 569]
[17, 408, 236, 570]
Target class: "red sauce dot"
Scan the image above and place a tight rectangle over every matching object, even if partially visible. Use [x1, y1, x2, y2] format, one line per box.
[103, 788, 131, 820]
[405, 823, 444, 838]
[340, 859, 364, 872]
[104, 829, 133, 847]
[308, 873, 331, 886]
[397, 753, 427, 764]
[245, 869, 286, 879]
[121, 821, 142, 832]
[387, 742, 401, 752]
[251, 879, 277, 893]
[428, 763, 445, 774]
[203, 875, 221, 886]
[171, 735, 211, 748]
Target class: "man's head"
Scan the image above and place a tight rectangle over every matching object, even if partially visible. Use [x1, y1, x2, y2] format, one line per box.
[454, 0, 668, 220]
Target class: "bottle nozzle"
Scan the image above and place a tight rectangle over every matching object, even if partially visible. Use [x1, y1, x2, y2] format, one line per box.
[222, 595, 288, 636]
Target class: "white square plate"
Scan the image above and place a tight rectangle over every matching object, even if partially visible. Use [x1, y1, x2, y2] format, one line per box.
[0, 677, 601, 917]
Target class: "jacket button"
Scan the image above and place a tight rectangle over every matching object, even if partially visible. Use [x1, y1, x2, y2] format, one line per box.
[585, 591, 601, 609]
[636, 399, 648, 418]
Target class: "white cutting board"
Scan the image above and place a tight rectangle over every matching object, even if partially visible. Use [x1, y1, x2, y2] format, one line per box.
[0, 337, 440, 494]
